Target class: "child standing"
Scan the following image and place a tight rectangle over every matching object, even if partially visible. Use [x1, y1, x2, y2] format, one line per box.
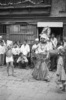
[56, 42, 66, 91]
[6, 43, 14, 76]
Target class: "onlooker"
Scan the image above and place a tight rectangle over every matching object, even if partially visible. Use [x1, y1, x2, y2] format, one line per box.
[32, 38, 39, 53]
[12, 42, 21, 67]
[50, 34, 58, 71]
[20, 40, 30, 68]
[31, 38, 39, 67]
[46, 38, 53, 51]
[56, 41, 66, 91]
[51, 34, 57, 49]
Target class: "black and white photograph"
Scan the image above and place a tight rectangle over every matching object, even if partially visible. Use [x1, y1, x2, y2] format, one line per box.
[0, 0, 66, 100]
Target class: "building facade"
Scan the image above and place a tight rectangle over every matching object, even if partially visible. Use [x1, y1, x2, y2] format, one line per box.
[0, 0, 66, 43]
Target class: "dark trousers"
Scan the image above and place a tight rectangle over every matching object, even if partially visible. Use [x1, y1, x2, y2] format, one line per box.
[31, 57, 37, 68]
[13, 55, 19, 67]
[50, 55, 57, 71]
[0, 54, 5, 66]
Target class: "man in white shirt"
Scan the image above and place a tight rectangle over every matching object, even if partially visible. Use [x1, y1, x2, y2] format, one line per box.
[32, 38, 39, 53]
[50, 34, 58, 71]
[20, 40, 30, 68]
[63, 37, 66, 48]
[51, 34, 57, 49]
[0, 41, 6, 66]
[21, 40, 30, 56]
[46, 38, 53, 51]
[12, 44, 20, 56]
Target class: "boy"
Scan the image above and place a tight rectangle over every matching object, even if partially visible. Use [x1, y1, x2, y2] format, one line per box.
[6, 43, 14, 76]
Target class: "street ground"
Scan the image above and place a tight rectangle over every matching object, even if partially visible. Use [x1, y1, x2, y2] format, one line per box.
[0, 66, 66, 100]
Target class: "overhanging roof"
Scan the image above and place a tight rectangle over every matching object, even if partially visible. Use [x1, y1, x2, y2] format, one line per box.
[37, 22, 63, 27]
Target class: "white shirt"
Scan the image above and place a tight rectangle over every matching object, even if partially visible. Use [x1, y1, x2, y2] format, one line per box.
[20, 44, 30, 56]
[51, 38, 57, 49]
[12, 47, 21, 55]
[7, 40, 13, 46]
[32, 44, 39, 53]
[0, 45, 5, 54]
[46, 41, 53, 51]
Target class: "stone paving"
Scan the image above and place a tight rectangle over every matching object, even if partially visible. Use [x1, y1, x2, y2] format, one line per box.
[0, 66, 66, 100]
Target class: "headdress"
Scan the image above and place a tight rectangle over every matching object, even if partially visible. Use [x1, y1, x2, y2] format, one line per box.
[40, 32, 49, 41]
[41, 26, 51, 37]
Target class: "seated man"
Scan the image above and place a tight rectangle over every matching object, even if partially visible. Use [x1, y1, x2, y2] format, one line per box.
[51, 34, 57, 49]
[20, 40, 30, 69]
[17, 53, 28, 68]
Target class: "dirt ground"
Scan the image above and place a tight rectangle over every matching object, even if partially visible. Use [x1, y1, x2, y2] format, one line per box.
[0, 66, 66, 100]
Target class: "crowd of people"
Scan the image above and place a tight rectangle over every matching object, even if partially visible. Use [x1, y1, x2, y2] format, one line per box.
[0, 27, 66, 91]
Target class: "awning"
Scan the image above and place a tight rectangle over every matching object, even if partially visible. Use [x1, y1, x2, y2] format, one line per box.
[37, 22, 63, 27]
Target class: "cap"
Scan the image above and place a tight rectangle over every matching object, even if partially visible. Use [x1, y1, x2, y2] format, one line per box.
[35, 38, 39, 41]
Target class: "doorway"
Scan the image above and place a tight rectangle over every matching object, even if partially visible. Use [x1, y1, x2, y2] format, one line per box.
[37, 22, 63, 41]
[38, 27, 63, 41]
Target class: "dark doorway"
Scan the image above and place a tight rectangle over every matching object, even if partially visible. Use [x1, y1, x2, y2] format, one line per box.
[38, 27, 63, 41]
